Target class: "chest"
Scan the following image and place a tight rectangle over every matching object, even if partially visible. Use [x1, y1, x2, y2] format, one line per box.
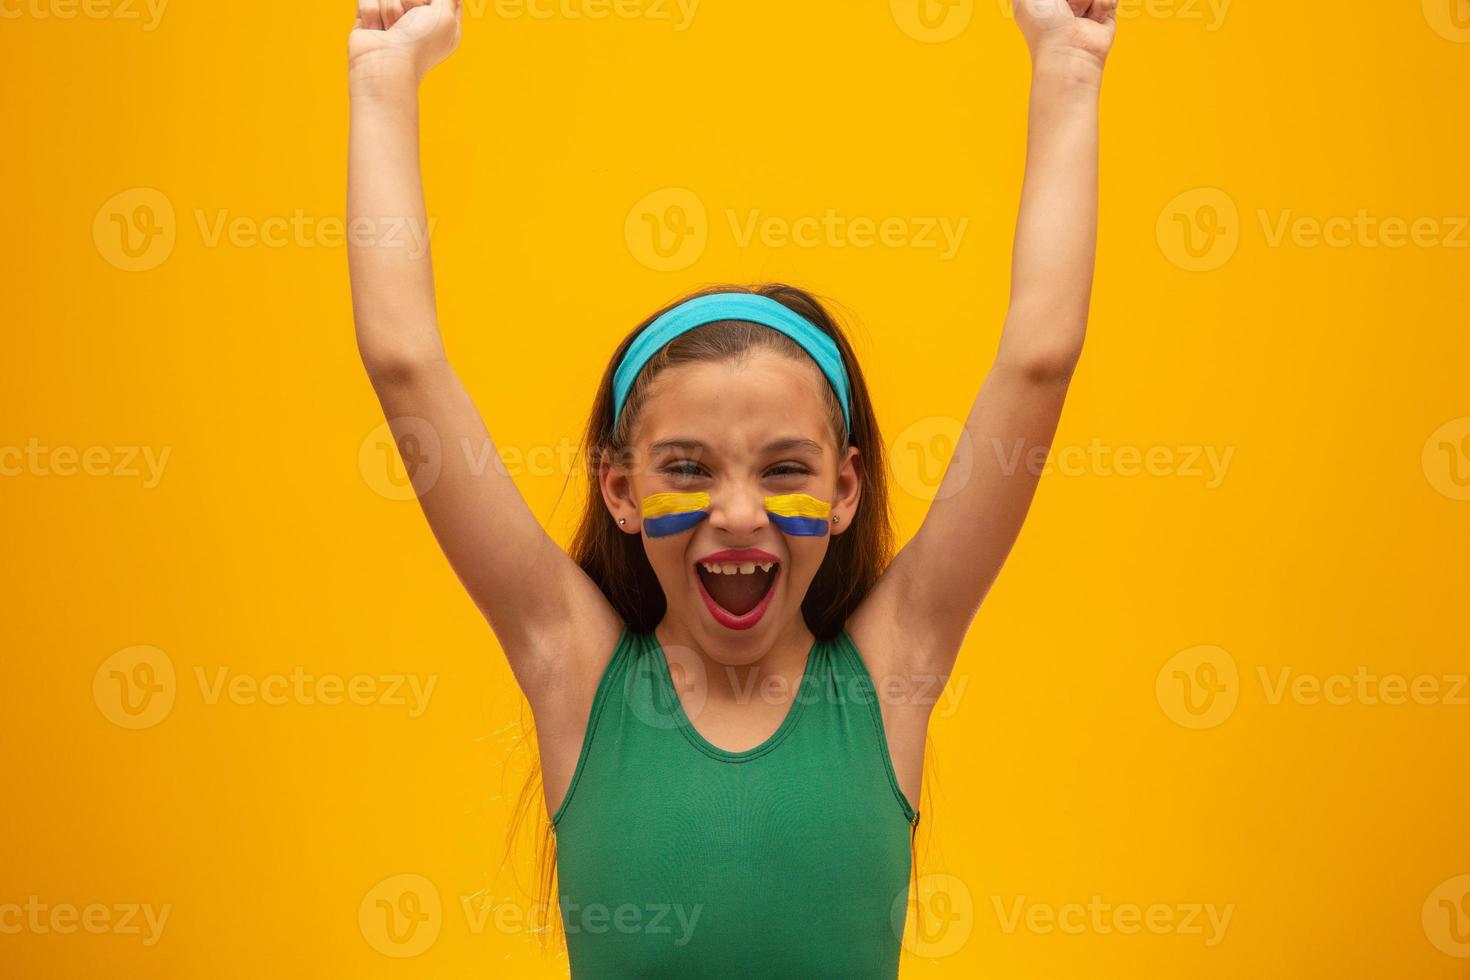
[555, 749, 913, 979]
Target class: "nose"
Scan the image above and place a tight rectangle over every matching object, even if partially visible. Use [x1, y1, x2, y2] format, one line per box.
[707, 484, 768, 536]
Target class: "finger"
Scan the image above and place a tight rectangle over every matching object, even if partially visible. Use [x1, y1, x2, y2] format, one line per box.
[383, 0, 406, 29]
[430, 0, 461, 27]
[1068, 0, 1093, 16]
[358, 0, 382, 30]
[1089, 0, 1116, 23]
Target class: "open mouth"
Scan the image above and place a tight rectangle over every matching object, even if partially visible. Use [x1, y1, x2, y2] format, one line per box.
[694, 552, 780, 630]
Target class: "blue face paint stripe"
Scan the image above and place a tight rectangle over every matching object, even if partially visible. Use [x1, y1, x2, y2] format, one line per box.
[643, 510, 709, 538]
[768, 514, 830, 537]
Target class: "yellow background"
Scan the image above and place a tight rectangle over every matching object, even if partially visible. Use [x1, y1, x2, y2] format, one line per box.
[4, 1, 1469, 977]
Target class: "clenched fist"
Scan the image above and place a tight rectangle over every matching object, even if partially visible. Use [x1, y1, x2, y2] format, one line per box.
[349, 0, 462, 82]
[1013, 0, 1118, 68]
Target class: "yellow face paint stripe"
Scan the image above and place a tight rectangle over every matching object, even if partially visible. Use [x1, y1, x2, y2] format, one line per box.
[764, 493, 832, 520]
[641, 491, 712, 519]
[765, 493, 832, 537]
[640, 491, 711, 538]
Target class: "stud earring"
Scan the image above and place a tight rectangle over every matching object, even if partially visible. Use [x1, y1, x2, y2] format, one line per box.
[618, 517, 627, 526]
[831, 515, 840, 525]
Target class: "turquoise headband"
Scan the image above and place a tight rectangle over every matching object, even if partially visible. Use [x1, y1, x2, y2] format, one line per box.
[612, 293, 853, 437]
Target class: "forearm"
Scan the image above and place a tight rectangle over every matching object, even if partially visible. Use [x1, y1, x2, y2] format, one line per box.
[348, 59, 445, 376]
[998, 49, 1103, 374]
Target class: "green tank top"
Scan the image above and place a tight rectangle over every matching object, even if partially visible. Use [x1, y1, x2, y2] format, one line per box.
[552, 625, 918, 979]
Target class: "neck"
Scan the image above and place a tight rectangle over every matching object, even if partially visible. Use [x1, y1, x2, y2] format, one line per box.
[654, 612, 816, 706]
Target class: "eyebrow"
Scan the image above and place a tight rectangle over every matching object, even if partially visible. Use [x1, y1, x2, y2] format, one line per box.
[648, 437, 824, 456]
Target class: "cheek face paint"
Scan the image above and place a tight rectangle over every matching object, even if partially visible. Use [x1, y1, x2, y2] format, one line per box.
[765, 493, 832, 537]
[641, 491, 711, 538]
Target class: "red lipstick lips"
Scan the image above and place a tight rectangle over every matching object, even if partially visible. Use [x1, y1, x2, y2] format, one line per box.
[693, 549, 781, 630]
[695, 547, 780, 565]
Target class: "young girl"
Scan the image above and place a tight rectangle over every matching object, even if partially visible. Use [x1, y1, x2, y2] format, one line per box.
[348, 1, 1117, 975]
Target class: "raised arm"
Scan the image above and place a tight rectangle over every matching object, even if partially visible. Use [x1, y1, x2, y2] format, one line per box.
[347, 0, 621, 704]
[851, 0, 1118, 678]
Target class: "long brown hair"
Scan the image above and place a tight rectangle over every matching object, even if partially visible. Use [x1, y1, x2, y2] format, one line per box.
[507, 283, 901, 948]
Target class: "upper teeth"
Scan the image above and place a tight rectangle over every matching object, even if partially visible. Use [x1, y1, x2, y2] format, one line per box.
[701, 561, 774, 575]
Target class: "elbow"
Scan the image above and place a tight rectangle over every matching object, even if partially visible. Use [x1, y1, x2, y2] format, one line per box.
[998, 307, 1088, 384]
[358, 343, 447, 388]
[999, 343, 1085, 385]
[1020, 347, 1084, 384]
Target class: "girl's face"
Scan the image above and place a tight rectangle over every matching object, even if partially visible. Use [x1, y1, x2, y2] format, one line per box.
[602, 350, 862, 663]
